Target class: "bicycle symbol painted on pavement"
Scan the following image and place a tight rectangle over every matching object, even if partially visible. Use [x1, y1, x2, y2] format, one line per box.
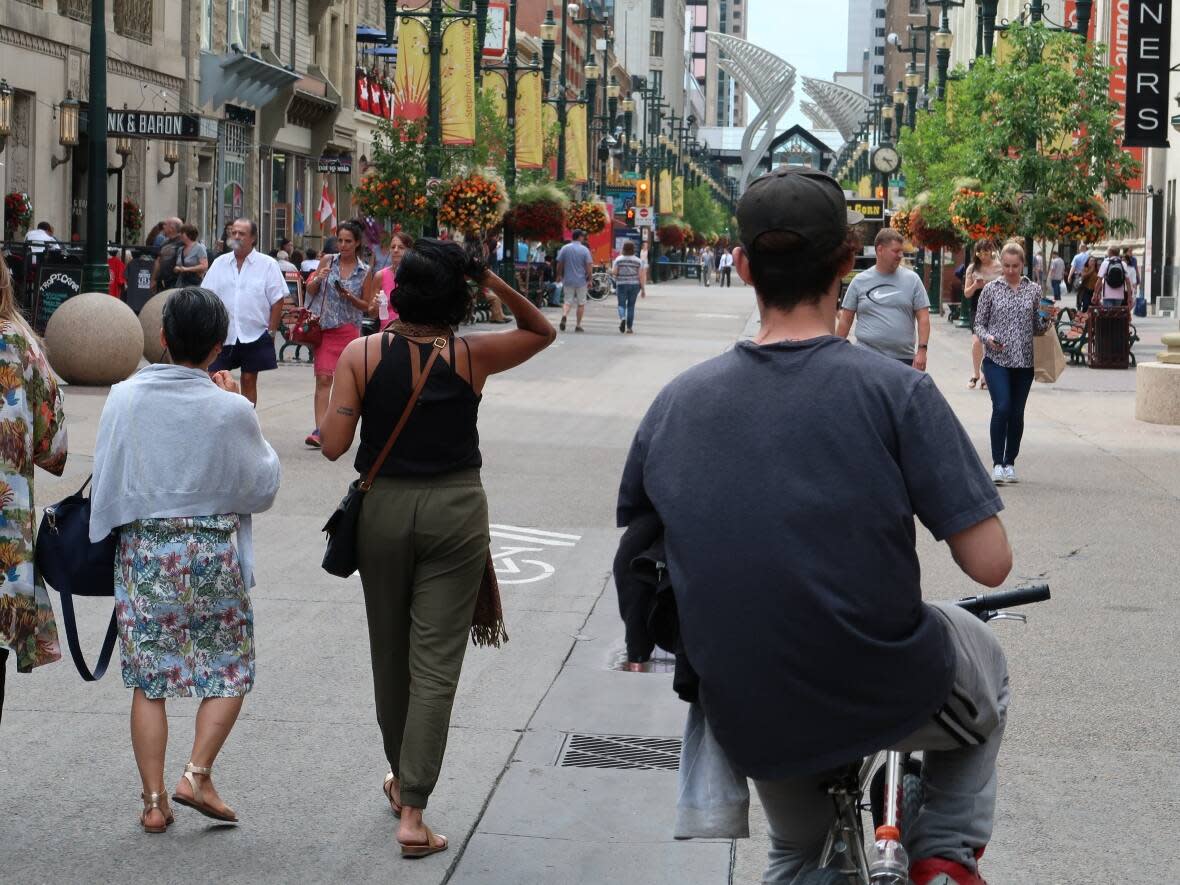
[489, 524, 581, 585]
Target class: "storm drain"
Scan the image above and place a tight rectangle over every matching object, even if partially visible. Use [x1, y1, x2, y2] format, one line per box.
[558, 733, 682, 771]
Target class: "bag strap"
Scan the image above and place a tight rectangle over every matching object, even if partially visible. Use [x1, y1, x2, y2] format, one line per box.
[359, 336, 446, 491]
[58, 593, 117, 682]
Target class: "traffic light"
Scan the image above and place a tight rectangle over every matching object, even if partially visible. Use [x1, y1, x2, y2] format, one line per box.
[626, 207, 635, 224]
[635, 178, 651, 207]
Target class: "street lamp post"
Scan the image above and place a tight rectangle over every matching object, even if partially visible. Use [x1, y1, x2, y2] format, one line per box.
[83, 0, 110, 290]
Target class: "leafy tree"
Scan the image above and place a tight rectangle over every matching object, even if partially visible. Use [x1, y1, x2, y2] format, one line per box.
[683, 183, 729, 240]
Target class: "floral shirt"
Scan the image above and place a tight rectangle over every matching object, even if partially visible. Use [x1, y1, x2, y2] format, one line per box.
[0, 322, 67, 672]
[317, 254, 368, 330]
[974, 276, 1049, 369]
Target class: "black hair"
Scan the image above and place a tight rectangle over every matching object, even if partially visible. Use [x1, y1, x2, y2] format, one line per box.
[323, 236, 339, 254]
[305, 248, 318, 260]
[336, 219, 364, 244]
[37, 221, 52, 232]
[162, 287, 229, 365]
[745, 229, 859, 311]
[392, 237, 479, 327]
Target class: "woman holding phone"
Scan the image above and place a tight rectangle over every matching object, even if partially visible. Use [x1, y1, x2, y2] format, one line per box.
[304, 219, 370, 448]
[974, 241, 1049, 485]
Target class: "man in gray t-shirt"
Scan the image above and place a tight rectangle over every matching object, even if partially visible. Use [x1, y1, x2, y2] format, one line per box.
[837, 228, 930, 369]
[555, 230, 594, 333]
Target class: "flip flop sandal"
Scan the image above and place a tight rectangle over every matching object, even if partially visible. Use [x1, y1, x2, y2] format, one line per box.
[400, 826, 448, 859]
[383, 772, 402, 818]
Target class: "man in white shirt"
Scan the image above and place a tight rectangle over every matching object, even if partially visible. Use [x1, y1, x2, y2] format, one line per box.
[24, 222, 59, 254]
[201, 218, 287, 405]
[718, 249, 734, 287]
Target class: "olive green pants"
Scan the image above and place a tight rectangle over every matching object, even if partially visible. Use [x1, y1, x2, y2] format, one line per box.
[357, 469, 489, 809]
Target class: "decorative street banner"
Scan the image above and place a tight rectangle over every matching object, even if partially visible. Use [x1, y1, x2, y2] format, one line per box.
[394, 19, 429, 122]
[1123, 0, 1171, 148]
[567, 104, 588, 183]
[672, 176, 684, 217]
[1108, 0, 1146, 186]
[516, 71, 544, 169]
[482, 70, 507, 120]
[658, 169, 673, 211]
[441, 19, 476, 146]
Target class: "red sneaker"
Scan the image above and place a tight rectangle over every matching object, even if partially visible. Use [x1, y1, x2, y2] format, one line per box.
[910, 857, 988, 885]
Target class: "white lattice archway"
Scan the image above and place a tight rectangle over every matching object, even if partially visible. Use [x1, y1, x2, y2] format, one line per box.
[706, 32, 797, 193]
[800, 77, 870, 143]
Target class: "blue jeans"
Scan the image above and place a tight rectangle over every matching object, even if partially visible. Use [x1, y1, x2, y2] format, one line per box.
[980, 358, 1034, 466]
[616, 284, 640, 329]
[1050, 279, 1062, 299]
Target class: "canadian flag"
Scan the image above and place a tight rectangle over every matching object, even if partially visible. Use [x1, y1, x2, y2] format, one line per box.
[318, 182, 336, 230]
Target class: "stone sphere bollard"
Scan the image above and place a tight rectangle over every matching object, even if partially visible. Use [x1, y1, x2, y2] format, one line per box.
[139, 289, 174, 363]
[44, 292, 144, 386]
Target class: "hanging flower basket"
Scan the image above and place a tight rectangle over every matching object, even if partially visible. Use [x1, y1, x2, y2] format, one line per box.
[505, 183, 568, 242]
[566, 201, 607, 235]
[1047, 195, 1107, 243]
[352, 172, 431, 232]
[910, 205, 963, 251]
[437, 171, 508, 235]
[948, 187, 1019, 243]
[122, 198, 144, 243]
[890, 208, 912, 239]
[657, 222, 685, 248]
[4, 192, 33, 239]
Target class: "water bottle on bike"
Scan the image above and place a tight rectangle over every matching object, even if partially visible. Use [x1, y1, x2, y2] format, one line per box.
[867, 825, 909, 884]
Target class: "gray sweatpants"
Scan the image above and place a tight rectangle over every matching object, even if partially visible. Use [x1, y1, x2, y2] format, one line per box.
[752, 602, 1010, 884]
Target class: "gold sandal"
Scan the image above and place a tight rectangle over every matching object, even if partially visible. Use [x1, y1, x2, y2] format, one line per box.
[383, 772, 403, 818]
[172, 761, 239, 823]
[139, 790, 174, 834]
[400, 825, 448, 859]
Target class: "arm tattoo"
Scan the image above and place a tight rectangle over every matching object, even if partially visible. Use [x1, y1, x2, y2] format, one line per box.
[336, 406, 356, 416]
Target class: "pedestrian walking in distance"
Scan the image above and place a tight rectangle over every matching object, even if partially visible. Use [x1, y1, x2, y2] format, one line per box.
[303, 220, 370, 448]
[974, 241, 1050, 485]
[1048, 250, 1066, 301]
[0, 252, 68, 728]
[718, 248, 734, 287]
[837, 227, 930, 370]
[90, 287, 281, 833]
[617, 166, 1013, 885]
[964, 240, 1002, 389]
[319, 239, 555, 859]
[201, 218, 287, 406]
[556, 229, 593, 332]
[610, 241, 646, 334]
[1097, 246, 1136, 308]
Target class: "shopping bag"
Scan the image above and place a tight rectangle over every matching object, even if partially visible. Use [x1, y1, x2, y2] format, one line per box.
[1033, 332, 1066, 383]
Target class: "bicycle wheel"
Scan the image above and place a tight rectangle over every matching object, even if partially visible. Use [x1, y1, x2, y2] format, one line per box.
[588, 272, 611, 301]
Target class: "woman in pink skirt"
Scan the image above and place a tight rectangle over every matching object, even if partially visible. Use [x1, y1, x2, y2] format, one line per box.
[304, 220, 369, 448]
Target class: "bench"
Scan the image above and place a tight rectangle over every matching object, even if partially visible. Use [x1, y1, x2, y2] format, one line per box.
[1056, 309, 1089, 365]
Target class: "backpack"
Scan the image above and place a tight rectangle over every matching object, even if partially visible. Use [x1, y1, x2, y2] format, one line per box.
[158, 239, 183, 290]
[1104, 258, 1125, 289]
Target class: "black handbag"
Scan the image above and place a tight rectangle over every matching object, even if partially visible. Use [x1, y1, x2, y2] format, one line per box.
[322, 337, 445, 577]
[34, 476, 119, 681]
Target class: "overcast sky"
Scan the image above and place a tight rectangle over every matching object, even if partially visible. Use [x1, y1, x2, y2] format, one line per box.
[743, 0, 850, 128]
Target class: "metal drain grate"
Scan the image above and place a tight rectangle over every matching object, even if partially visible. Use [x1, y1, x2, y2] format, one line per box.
[558, 733, 682, 771]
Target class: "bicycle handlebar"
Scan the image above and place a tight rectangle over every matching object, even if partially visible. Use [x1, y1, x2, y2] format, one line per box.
[955, 583, 1050, 616]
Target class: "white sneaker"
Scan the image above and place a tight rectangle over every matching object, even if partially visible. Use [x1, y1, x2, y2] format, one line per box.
[992, 465, 1006, 485]
[1003, 465, 1018, 484]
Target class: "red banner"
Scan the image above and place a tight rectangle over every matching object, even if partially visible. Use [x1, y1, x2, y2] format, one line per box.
[1103, 0, 1145, 187]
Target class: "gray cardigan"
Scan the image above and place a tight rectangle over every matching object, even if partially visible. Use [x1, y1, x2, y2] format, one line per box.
[89, 364, 281, 585]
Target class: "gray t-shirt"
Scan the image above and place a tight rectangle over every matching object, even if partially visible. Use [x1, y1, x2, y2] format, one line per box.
[617, 337, 1002, 779]
[841, 266, 930, 360]
[556, 241, 593, 287]
[178, 242, 208, 284]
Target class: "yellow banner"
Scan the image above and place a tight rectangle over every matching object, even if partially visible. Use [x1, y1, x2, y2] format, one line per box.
[441, 19, 476, 145]
[995, 29, 1014, 66]
[566, 104, 588, 183]
[672, 176, 685, 216]
[481, 70, 507, 120]
[516, 71, 544, 170]
[659, 169, 673, 212]
[858, 175, 872, 199]
[543, 103, 558, 173]
[393, 18, 429, 122]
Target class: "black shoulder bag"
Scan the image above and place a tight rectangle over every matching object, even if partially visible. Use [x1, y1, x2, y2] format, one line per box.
[322, 336, 445, 577]
[34, 476, 119, 681]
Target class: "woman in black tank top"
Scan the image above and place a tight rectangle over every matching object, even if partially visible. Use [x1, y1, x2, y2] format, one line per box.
[319, 239, 555, 858]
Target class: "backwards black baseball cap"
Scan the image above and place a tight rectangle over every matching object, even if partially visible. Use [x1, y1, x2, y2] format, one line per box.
[737, 166, 863, 253]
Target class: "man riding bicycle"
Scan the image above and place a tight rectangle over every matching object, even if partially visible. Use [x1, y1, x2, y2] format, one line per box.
[617, 167, 1013, 885]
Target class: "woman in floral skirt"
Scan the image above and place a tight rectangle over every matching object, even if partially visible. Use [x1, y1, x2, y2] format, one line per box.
[0, 252, 67, 727]
[91, 287, 280, 833]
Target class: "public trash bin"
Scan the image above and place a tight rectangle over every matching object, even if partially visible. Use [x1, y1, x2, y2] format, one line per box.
[1088, 306, 1130, 369]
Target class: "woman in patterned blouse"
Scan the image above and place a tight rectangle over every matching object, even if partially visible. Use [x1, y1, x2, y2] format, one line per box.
[974, 241, 1050, 485]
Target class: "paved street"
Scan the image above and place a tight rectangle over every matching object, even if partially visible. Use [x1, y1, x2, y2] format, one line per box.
[4, 279, 1180, 884]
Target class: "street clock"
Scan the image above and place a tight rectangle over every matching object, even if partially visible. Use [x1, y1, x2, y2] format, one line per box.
[871, 145, 901, 175]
